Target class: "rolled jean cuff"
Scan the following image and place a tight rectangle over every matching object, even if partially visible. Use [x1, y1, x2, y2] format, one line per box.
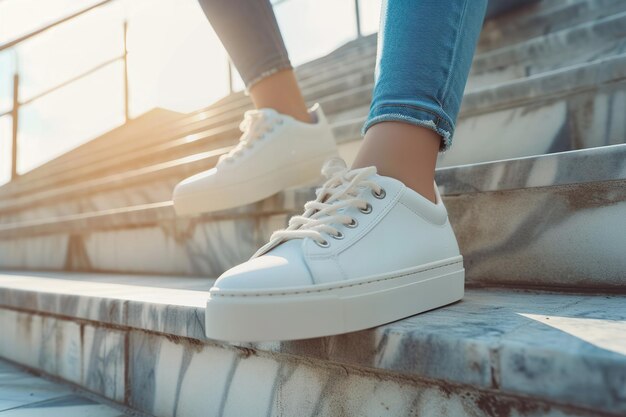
[244, 55, 293, 92]
[362, 104, 455, 151]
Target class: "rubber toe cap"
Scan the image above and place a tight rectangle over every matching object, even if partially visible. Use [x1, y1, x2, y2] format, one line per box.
[212, 240, 314, 292]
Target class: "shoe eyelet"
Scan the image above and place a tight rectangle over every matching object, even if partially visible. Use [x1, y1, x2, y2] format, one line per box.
[372, 188, 386, 199]
[359, 203, 372, 214]
[331, 231, 344, 240]
[315, 239, 330, 248]
[346, 218, 358, 228]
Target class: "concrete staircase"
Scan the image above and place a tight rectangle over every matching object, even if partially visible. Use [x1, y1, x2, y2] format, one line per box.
[0, 1, 624, 416]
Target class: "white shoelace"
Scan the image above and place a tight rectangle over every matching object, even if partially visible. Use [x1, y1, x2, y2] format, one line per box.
[218, 110, 281, 165]
[252, 159, 383, 258]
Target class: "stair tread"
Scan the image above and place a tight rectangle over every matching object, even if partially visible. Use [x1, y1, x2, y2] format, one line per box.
[0, 146, 623, 290]
[0, 269, 623, 413]
[1, 144, 623, 237]
[474, 10, 626, 69]
[2, 52, 624, 221]
[478, 0, 626, 51]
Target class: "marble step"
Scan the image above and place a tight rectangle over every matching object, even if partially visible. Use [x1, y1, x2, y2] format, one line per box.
[477, 0, 626, 52]
[332, 52, 626, 167]
[468, 9, 626, 88]
[1, 145, 624, 290]
[8, 2, 626, 200]
[2, 51, 625, 224]
[0, 270, 624, 416]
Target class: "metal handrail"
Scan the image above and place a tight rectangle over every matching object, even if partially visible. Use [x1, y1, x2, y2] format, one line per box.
[0, 0, 117, 52]
[0, 55, 123, 119]
[2, 0, 125, 181]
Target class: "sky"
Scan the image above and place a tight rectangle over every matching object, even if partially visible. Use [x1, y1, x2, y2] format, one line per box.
[0, 0, 380, 185]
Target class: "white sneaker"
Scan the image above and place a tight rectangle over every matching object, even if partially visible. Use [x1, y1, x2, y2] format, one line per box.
[205, 159, 464, 342]
[173, 103, 337, 215]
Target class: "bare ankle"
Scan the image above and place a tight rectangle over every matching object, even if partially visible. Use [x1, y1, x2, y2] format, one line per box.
[249, 69, 311, 123]
[352, 122, 440, 203]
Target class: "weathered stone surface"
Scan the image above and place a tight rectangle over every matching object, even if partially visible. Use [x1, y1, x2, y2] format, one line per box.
[0, 276, 624, 415]
[128, 328, 607, 417]
[436, 144, 626, 194]
[446, 180, 626, 289]
[469, 11, 626, 88]
[0, 272, 210, 339]
[478, 0, 626, 52]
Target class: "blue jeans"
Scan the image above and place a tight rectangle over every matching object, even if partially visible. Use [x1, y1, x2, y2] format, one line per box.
[198, 0, 499, 150]
[364, 0, 488, 150]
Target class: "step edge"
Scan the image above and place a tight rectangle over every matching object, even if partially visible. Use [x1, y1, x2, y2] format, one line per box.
[0, 280, 623, 414]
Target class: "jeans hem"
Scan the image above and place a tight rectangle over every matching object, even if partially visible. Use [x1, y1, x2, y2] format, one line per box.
[244, 59, 293, 93]
[362, 108, 454, 152]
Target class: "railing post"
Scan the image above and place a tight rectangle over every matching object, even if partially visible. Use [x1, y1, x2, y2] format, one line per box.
[10, 73, 19, 181]
[354, 0, 362, 38]
[123, 20, 130, 123]
[227, 57, 234, 94]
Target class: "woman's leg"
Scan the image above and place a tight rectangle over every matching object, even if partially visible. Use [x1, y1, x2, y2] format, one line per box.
[197, 0, 309, 122]
[353, 0, 488, 201]
[174, 0, 337, 215]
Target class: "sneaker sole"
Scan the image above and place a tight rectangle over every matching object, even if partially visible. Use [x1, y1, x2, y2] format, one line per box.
[173, 151, 338, 215]
[205, 256, 464, 342]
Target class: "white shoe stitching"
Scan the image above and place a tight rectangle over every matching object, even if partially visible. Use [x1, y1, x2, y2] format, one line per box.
[211, 259, 463, 297]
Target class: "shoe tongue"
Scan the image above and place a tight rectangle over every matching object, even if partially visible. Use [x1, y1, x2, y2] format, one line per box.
[321, 158, 348, 179]
[242, 108, 277, 128]
[256, 108, 278, 119]
[240, 109, 277, 140]
[263, 238, 305, 259]
[268, 239, 301, 254]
